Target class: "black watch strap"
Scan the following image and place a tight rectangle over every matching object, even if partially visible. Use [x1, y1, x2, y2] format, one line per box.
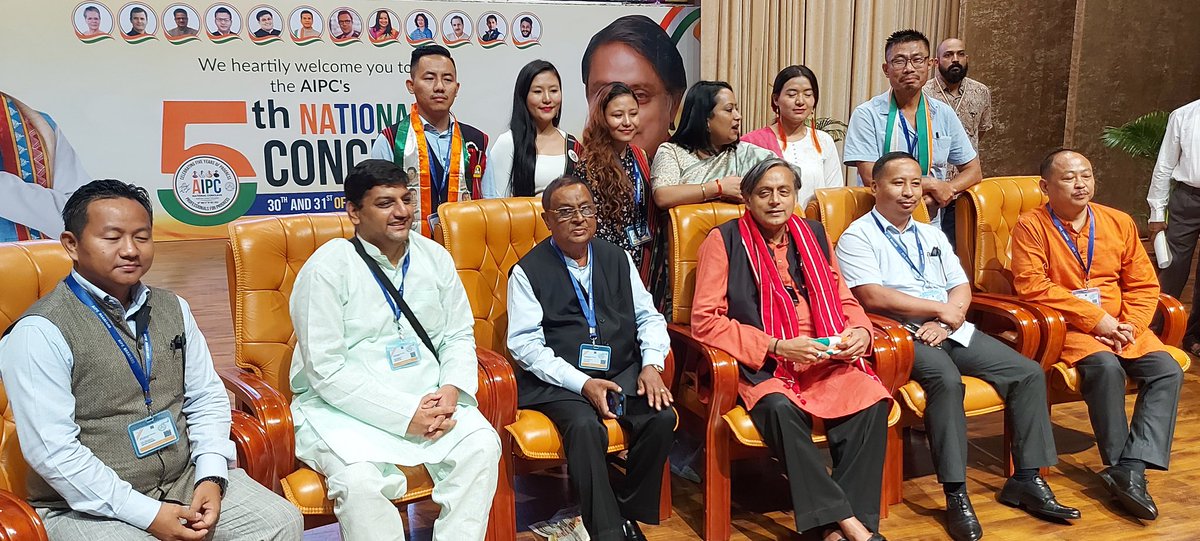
[195, 475, 228, 498]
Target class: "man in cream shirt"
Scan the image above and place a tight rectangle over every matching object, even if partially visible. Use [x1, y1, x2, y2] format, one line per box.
[289, 159, 500, 541]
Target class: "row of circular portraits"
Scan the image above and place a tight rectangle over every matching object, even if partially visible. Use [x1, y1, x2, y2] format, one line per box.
[71, 2, 545, 48]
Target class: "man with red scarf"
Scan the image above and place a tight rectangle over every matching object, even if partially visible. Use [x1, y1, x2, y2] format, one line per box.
[837, 152, 1078, 541]
[691, 158, 889, 541]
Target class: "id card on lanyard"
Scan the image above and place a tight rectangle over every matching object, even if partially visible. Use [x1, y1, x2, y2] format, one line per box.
[366, 252, 422, 370]
[870, 213, 935, 289]
[1048, 205, 1101, 306]
[624, 156, 652, 248]
[65, 276, 180, 458]
[552, 241, 612, 371]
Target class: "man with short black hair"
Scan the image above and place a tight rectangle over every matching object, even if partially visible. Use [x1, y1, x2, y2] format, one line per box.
[370, 45, 489, 238]
[508, 176, 674, 541]
[334, 9, 359, 40]
[844, 29, 982, 244]
[519, 17, 533, 39]
[126, 7, 147, 37]
[0, 179, 301, 540]
[167, 7, 198, 37]
[924, 38, 993, 153]
[290, 159, 500, 541]
[252, 9, 279, 38]
[211, 7, 233, 36]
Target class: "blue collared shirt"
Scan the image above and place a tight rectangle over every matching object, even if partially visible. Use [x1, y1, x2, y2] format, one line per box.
[0, 272, 234, 530]
[369, 114, 453, 168]
[835, 208, 976, 345]
[842, 90, 977, 185]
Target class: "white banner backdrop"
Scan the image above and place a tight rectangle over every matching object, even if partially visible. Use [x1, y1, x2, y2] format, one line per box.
[1, 1, 699, 239]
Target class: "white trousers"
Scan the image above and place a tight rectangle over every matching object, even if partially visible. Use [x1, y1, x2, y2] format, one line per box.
[299, 427, 501, 541]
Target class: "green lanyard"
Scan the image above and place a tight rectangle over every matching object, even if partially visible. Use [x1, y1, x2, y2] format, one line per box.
[884, 91, 932, 175]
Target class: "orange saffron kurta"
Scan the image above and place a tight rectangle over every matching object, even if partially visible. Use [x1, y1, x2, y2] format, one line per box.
[1011, 203, 1166, 365]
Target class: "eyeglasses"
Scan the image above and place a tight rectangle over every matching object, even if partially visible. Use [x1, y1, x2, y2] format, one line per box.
[888, 55, 929, 70]
[552, 205, 597, 222]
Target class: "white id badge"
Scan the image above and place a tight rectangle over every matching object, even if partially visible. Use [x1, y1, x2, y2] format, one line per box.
[128, 410, 180, 458]
[578, 343, 612, 370]
[1072, 287, 1102, 306]
[918, 289, 948, 303]
[624, 223, 652, 247]
[387, 338, 421, 370]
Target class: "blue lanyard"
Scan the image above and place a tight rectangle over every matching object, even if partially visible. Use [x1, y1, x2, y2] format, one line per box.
[65, 275, 153, 408]
[630, 154, 645, 206]
[1048, 205, 1095, 280]
[870, 213, 926, 281]
[898, 113, 918, 158]
[425, 127, 453, 196]
[368, 252, 411, 324]
[551, 241, 599, 343]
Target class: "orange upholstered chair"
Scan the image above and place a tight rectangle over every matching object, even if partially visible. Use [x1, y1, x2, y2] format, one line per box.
[221, 214, 516, 539]
[0, 241, 273, 539]
[664, 201, 912, 541]
[436, 197, 675, 533]
[806, 187, 1047, 477]
[955, 176, 1190, 405]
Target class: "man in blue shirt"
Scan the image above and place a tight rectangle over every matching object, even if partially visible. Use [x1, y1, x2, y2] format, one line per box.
[843, 29, 982, 245]
[836, 153, 1077, 541]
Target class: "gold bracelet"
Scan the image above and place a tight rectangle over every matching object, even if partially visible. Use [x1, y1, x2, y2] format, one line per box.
[700, 182, 708, 201]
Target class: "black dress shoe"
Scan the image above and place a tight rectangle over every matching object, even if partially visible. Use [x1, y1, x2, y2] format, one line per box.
[622, 520, 647, 541]
[1098, 466, 1159, 520]
[997, 475, 1081, 521]
[945, 492, 983, 541]
[867, 534, 888, 541]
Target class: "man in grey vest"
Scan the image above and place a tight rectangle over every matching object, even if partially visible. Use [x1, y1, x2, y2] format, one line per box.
[507, 176, 675, 541]
[0, 179, 301, 540]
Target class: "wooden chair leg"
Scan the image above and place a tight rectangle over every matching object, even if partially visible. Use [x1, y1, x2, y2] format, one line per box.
[881, 424, 904, 514]
[485, 434, 517, 541]
[658, 460, 672, 521]
[704, 423, 732, 541]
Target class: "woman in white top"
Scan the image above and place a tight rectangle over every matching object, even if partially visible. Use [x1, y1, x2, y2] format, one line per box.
[741, 65, 844, 208]
[482, 60, 579, 198]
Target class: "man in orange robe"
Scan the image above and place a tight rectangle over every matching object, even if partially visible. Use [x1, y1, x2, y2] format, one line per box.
[1011, 149, 1184, 521]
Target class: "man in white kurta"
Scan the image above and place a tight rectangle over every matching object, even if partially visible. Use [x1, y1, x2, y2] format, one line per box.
[289, 158, 501, 541]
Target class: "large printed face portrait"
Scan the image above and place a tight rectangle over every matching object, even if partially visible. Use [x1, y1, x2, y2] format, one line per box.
[512, 13, 542, 45]
[247, 5, 283, 41]
[441, 11, 471, 44]
[74, 3, 114, 39]
[328, 7, 361, 42]
[476, 12, 506, 44]
[367, 9, 399, 44]
[205, 4, 242, 38]
[163, 4, 200, 40]
[405, 10, 437, 44]
[119, 3, 157, 39]
[289, 6, 323, 42]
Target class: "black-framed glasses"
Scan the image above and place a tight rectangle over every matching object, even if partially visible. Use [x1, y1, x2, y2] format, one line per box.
[553, 205, 597, 222]
[888, 55, 929, 70]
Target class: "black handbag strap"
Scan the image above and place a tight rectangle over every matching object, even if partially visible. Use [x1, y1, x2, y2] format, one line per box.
[350, 237, 439, 360]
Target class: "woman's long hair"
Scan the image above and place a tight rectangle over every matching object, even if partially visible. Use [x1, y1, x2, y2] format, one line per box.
[372, 11, 394, 37]
[581, 82, 636, 225]
[670, 80, 736, 155]
[509, 60, 561, 196]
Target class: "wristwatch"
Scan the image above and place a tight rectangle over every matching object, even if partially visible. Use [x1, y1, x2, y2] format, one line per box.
[195, 476, 228, 498]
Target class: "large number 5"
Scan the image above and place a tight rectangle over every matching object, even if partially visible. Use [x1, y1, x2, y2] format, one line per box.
[161, 101, 256, 175]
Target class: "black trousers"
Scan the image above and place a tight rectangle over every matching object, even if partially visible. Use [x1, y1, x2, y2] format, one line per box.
[911, 332, 1057, 484]
[530, 396, 676, 541]
[1075, 350, 1183, 470]
[749, 394, 890, 534]
[1156, 183, 1200, 345]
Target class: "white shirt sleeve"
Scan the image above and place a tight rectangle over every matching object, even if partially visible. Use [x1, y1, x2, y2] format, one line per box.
[483, 132, 514, 199]
[505, 265, 592, 394]
[1148, 109, 1183, 222]
[820, 131, 845, 190]
[624, 252, 668, 369]
[0, 319, 162, 530]
[176, 297, 235, 482]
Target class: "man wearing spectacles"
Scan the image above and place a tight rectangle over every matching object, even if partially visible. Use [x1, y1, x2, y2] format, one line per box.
[507, 175, 673, 541]
[843, 29, 982, 246]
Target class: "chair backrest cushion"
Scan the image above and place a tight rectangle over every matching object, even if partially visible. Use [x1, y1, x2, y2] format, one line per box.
[667, 202, 745, 324]
[439, 198, 551, 352]
[0, 241, 72, 495]
[957, 176, 1045, 295]
[804, 186, 931, 247]
[226, 214, 355, 398]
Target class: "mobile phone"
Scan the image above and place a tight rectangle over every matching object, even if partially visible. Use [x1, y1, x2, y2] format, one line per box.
[606, 390, 626, 417]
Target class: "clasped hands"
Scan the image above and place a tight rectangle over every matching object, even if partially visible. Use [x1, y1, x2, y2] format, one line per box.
[147, 481, 222, 540]
[921, 176, 957, 208]
[1092, 313, 1136, 353]
[913, 301, 967, 347]
[773, 327, 872, 371]
[406, 384, 460, 441]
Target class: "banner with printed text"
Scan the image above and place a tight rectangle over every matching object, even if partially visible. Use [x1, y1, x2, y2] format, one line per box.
[0, 1, 699, 240]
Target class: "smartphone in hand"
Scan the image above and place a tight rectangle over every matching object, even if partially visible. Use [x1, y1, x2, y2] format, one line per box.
[606, 390, 626, 417]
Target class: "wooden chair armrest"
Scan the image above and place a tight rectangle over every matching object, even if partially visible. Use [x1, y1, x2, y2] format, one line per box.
[1157, 293, 1186, 347]
[866, 314, 915, 394]
[475, 347, 518, 431]
[977, 293, 1066, 372]
[666, 323, 740, 419]
[967, 295, 1041, 358]
[230, 409, 276, 488]
[0, 489, 48, 541]
[218, 366, 293, 484]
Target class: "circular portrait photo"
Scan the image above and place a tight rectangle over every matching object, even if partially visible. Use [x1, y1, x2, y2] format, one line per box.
[477, 12, 507, 46]
[441, 11, 472, 46]
[205, 4, 241, 39]
[73, 3, 114, 41]
[512, 12, 542, 47]
[367, 9, 400, 45]
[289, 6, 323, 43]
[328, 8, 361, 43]
[163, 4, 201, 41]
[247, 5, 283, 42]
[118, 3, 157, 41]
[405, 10, 436, 44]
